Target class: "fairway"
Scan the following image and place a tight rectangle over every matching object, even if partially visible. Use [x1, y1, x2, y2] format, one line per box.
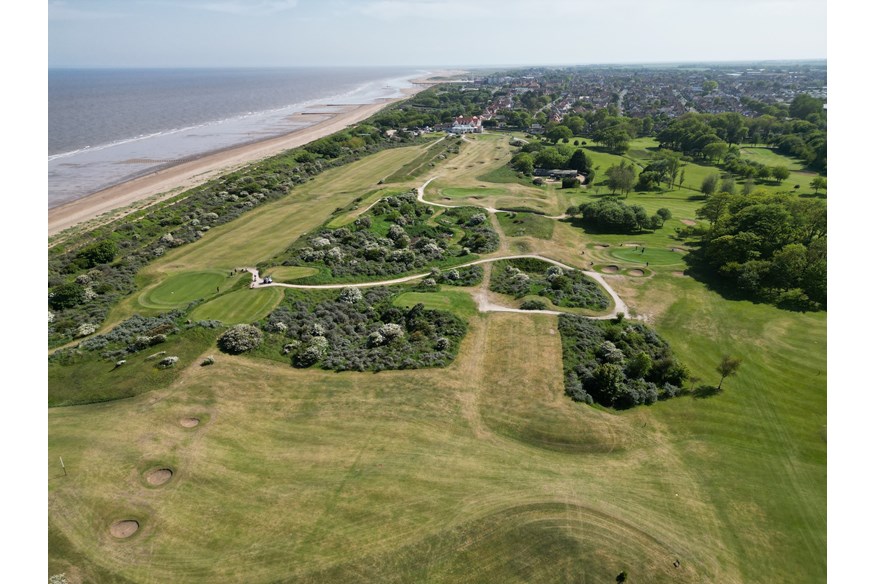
[392, 289, 478, 319]
[264, 266, 319, 282]
[609, 246, 684, 266]
[138, 271, 227, 310]
[189, 287, 283, 323]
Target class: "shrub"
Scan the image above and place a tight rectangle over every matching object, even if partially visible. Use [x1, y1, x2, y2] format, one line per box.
[520, 299, 548, 310]
[157, 355, 179, 368]
[338, 287, 363, 304]
[200, 356, 215, 366]
[217, 324, 263, 354]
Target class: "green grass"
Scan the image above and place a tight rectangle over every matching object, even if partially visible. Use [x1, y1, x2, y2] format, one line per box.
[609, 246, 684, 266]
[189, 287, 284, 323]
[384, 137, 453, 183]
[392, 289, 478, 319]
[326, 188, 407, 228]
[137, 271, 227, 310]
[440, 187, 508, 198]
[263, 266, 319, 282]
[496, 212, 555, 239]
[48, 326, 219, 407]
[49, 122, 825, 583]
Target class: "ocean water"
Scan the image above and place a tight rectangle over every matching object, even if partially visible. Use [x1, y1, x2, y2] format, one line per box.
[48, 67, 422, 207]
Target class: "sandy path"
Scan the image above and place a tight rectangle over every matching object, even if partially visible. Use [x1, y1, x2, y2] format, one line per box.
[47, 75, 462, 238]
[242, 253, 629, 319]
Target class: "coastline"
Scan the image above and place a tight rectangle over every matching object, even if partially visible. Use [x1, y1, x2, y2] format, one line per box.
[48, 72, 463, 238]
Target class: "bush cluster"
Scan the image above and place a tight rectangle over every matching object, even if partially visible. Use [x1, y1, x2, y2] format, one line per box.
[217, 324, 264, 354]
[574, 199, 662, 233]
[435, 265, 484, 286]
[260, 287, 467, 372]
[489, 258, 609, 310]
[559, 315, 688, 408]
[265, 195, 496, 280]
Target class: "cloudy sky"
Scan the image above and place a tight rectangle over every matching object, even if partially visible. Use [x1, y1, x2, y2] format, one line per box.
[48, 0, 826, 68]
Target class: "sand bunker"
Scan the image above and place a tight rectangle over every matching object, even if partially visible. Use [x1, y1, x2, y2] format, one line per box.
[146, 468, 173, 486]
[180, 417, 200, 428]
[672, 271, 686, 277]
[602, 265, 619, 273]
[110, 520, 139, 539]
[681, 219, 697, 226]
[628, 269, 645, 277]
[595, 244, 610, 249]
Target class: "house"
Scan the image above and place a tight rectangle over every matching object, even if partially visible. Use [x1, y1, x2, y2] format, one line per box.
[449, 115, 483, 134]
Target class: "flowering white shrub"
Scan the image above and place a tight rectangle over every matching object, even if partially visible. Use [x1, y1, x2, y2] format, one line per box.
[75, 323, 96, 337]
[338, 287, 363, 304]
[217, 324, 263, 354]
[379, 323, 404, 341]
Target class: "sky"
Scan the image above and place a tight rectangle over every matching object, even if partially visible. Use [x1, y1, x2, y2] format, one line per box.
[48, 0, 827, 68]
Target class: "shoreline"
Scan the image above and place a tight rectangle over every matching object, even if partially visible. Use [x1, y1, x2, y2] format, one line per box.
[48, 71, 464, 238]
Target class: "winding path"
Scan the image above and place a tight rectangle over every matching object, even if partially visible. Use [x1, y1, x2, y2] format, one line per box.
[415, 176, 569, 220]
[242, 170, 630, 320]
[243, 253, 629, 320]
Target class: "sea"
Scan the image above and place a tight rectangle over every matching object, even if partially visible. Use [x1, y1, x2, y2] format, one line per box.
[48, 67, 424, 208]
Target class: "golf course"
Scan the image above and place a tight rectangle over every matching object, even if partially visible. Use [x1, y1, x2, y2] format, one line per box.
[48, 131, 826, 583]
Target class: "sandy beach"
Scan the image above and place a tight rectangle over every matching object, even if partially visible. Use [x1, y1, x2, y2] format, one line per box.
[48, 72, 464, 238]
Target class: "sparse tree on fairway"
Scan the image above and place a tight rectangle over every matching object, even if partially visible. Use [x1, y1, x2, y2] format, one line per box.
[770, 165, 790, 184]
[810, 176, 827, 195]
[716, 355, 743, 389]
[701, 174, 719, 195]
[606, 161, 637, 197]
[720, 177, 737, 195]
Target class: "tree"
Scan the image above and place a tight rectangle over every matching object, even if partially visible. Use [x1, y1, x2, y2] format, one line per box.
[510, 152, 534, 174]
[567, 149, 592, 174]
[810, 175, 827, 195]
[770, 165, 790, 183]
[76, 239, 118, 268]
[49, 282, 86, 310]
[703, 141, 729, 163]
[655, 149, 683, 189]
[716, 355, 743, 389]
[702, 80, 718, 95]
[546, 125, 573, 143]
[720, 177, 737, 195]
[605, 161, 637, 196]
[701, 174, 719, 195]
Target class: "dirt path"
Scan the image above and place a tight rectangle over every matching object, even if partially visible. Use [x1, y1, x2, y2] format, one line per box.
[243, 253, 629, 319]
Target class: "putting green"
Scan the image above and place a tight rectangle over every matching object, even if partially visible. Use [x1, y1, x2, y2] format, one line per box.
[610, 247, 684, 266]
[189, 287, 284, 324]
[138, 271, 226, 310]
[264, 266, 319, 282]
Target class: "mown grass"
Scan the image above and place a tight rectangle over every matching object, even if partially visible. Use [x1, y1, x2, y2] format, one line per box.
[496, 212, 555, 239]
[384, 137, 455, 183]
[609, 246, 684, 266]
[49, 125, 825, 584]
[392, 289, 478, 319]
[188, 287, 284, 324]
[263, 266, 319, 282]
[137, 271, 227, 311]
